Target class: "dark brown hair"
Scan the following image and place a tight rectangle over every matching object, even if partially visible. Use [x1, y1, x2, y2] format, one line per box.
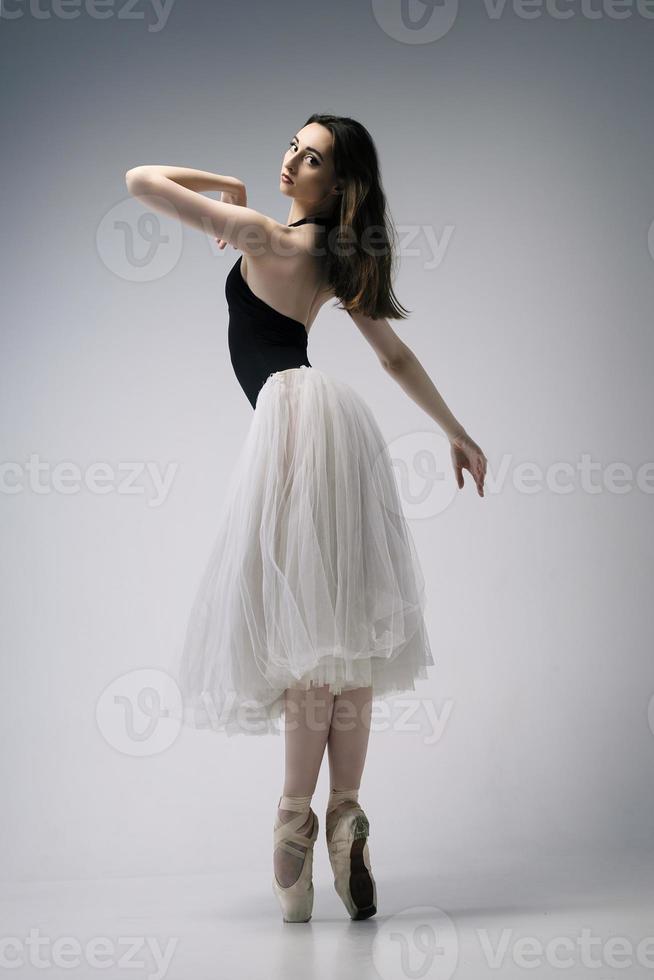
[303, 112, 410, 321]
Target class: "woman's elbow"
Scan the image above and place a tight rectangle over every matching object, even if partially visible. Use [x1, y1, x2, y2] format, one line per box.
[125, 166, 154, 193]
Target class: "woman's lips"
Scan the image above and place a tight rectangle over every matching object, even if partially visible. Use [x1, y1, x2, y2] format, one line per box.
[281, 173, 294, 184]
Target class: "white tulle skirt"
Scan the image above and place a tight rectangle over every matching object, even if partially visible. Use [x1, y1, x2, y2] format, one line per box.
[169, 365, 434, 736]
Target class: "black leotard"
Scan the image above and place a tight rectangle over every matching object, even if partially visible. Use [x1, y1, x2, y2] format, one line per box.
[226, 216, 330, 409]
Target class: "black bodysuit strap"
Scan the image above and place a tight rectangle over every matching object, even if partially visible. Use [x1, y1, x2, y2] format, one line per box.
[287, 215, 331, 227]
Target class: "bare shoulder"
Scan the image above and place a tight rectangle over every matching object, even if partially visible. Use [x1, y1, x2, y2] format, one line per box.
[240, 226, 334, 331]
[241, 226, 325, 285]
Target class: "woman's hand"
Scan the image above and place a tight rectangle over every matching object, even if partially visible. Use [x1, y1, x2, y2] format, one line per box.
[215, 184, 248, 250]
[449, 431, 487, 497]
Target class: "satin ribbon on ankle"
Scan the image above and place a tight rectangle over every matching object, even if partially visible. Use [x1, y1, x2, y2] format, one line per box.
[278, 794, 313, 813]
[327, 787, 360, 812]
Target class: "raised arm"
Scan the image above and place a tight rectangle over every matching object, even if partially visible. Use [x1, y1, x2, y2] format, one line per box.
[347, 309, 487, 496]
[124, 165, 285, 255]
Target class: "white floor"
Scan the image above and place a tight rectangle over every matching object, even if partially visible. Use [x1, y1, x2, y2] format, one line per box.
[2, 853, 653, 980]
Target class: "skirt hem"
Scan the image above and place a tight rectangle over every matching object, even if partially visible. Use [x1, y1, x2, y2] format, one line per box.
[169, 660, 434, 737]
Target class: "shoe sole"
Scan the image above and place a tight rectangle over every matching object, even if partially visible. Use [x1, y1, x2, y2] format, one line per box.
[348, 815, 377, 920]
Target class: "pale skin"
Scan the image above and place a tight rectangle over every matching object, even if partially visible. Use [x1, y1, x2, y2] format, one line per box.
[126, 122, 488, 887]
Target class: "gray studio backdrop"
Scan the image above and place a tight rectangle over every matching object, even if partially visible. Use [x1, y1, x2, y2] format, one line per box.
[1, 0, 653, 884]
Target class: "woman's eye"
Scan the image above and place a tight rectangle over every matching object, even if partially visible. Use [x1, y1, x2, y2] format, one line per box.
[288, 141, 318, 166]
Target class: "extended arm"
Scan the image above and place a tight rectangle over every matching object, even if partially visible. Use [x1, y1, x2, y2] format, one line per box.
[387, 350, 487, 496]
[383, 348, 466, 441]
[347, 309, 466, 439]
[347, 309, 487, 496]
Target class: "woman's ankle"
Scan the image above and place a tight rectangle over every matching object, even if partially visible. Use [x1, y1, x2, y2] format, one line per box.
[327, 787, 360, 813]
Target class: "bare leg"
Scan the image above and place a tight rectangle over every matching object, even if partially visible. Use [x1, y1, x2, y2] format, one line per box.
[282, 683, 335, 795]
[274, 683, 335, 887]
[326, 686, 373, 798]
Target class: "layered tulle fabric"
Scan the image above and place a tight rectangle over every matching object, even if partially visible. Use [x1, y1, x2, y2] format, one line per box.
[169, 366, 434, 736]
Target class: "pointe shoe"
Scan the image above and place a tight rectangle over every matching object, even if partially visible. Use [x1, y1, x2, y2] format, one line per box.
[326, 800, 377, 920]
[272, 795, 319, 923]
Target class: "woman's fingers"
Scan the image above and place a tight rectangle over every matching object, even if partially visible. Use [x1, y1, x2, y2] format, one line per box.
[451, 445, 464, 489]
[451, 439, 487, 496]
[475, 452, 487, 496]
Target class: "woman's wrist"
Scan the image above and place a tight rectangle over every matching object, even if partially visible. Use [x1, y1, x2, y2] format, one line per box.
[446, 422, 468, 443]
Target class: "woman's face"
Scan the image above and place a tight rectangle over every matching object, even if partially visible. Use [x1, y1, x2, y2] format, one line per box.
[280, 123, 338, 208]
